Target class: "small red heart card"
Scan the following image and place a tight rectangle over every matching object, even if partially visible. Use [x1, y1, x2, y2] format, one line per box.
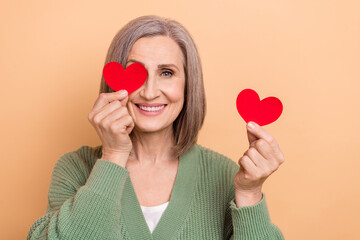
[103, 62, 147, 94]
[236, 89, 283, 126]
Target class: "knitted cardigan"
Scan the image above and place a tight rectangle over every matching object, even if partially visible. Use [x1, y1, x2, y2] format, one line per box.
[27, 144, 284, 240]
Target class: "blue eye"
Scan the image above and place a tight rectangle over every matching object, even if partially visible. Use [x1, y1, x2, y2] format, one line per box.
[162, 71, 173, 77]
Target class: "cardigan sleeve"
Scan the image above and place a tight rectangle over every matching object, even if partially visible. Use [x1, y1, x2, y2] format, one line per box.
[27, 151, 130, 240]
[227, 193, 285, 239]
[223, 161, 285, 240]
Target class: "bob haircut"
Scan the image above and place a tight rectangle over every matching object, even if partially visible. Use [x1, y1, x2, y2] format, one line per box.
[99, 15, 206, 157]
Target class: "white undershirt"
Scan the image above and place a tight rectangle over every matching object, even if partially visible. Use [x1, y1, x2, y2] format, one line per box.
[140, 201, 170, 233]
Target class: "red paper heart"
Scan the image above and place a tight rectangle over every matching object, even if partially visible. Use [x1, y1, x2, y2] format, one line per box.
[236, 89, 283, 126]
[103, 62, 147, 94]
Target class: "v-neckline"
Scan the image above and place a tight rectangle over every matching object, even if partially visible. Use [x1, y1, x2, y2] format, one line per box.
[120, 144, 200, 240]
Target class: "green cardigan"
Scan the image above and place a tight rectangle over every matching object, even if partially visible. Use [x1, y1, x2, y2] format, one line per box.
[27, 144, 284, 239]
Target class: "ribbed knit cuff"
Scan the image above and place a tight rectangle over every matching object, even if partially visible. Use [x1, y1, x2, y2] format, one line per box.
[84, 159, 129, 201]
[229, 193, 274, 238]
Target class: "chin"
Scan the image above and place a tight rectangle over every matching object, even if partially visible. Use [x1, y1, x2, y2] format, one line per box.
[133, 122, 169, 134]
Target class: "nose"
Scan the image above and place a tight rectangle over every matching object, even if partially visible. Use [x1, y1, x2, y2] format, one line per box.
[139, 71, 160, 100]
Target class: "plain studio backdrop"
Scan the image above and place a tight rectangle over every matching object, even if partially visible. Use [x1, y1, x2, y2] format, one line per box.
[1, 0, 359, 239]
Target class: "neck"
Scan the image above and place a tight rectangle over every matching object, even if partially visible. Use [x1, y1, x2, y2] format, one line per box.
[129, 127, 177, 166]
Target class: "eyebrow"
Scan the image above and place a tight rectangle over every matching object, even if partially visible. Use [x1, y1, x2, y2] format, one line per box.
[127, 59, 180, 71]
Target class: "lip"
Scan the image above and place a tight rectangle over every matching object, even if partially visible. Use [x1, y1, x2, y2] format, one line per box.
[135, 103, 167, 116]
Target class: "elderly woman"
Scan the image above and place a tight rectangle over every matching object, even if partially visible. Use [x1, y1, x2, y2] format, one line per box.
[28, 15, 285, 239]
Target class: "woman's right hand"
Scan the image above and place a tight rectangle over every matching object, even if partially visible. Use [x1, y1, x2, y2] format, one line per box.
[88, 90, 134, 166]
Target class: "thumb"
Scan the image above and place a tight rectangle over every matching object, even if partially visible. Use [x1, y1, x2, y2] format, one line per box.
[119, 91, 129, 107]
[246, 122, 258, 146]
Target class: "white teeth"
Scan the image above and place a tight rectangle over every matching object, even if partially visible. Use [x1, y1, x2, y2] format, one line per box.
[138, 105, 165, 112]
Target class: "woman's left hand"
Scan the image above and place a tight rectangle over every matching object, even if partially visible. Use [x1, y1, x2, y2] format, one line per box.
[233, 121, 285, 207]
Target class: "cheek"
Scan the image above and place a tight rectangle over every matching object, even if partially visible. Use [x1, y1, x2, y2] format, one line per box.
[167, 90, 184, 104]
[164, 80, 185, 103]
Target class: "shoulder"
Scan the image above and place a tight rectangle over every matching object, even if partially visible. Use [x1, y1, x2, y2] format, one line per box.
[47, 145, 102, 209]
[195, 144, 239, 177]
[53, 145, 102, 176]
[72, 144, 103, 167]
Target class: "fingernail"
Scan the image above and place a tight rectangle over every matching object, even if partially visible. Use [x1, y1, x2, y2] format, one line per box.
[248, 122, 255, 129]
[119, 90, 127, 95]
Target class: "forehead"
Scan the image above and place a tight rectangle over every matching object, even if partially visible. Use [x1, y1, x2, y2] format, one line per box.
[127, 36, 184, 66]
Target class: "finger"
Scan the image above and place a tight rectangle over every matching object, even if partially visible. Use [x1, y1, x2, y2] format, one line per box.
[247, 121, 279, 148]
[91, 100, 123, 125]
[253, 139, 274, 160]
[238, 155, 258, 178]
[244, 147, 266, 168]
[248, 121, 284, 165]
[112, 115, 135, 135]
[91, 90, 128, 113]
[99, 107, 130, 130]
[245, 148, 274, 177]
[123, 115, 135, 134]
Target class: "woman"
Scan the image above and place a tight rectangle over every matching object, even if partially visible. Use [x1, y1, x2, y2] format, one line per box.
[28, 15, 285, 239]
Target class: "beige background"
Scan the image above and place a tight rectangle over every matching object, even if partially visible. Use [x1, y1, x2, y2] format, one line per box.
[1, 0, 359, 239]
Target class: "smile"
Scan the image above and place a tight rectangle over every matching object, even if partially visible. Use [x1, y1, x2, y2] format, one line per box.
[135, 104, 167, 112]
